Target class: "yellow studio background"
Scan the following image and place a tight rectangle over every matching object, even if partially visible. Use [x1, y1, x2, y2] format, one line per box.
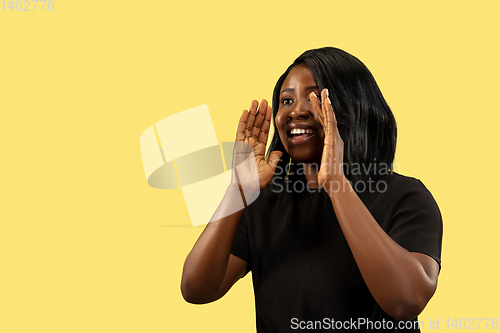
[1, 1, 499, 332]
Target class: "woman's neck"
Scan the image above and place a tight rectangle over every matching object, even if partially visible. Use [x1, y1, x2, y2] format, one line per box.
[301, 162, 320, 188]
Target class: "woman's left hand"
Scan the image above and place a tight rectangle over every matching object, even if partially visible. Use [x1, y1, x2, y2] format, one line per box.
[312, 90, 438, 321]
[310, 89, 345, 189]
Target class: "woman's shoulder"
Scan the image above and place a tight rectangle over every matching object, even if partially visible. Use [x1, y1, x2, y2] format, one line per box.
[376, 172, 431, 194]
[356, 172, 438, 208]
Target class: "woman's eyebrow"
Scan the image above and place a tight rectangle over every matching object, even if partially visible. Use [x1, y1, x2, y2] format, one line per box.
[280, 86, 319, 95]
[280, 88, 294, 94]
[305, 85, 319, 91]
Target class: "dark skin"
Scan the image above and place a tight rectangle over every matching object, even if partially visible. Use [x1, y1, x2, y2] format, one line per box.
[181, 64, 439, 321]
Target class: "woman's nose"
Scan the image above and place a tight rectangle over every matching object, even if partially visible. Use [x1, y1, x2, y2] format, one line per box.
[289, 98, 312, 119]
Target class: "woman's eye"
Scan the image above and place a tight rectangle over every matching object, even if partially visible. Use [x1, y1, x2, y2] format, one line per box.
[281, 98, 293, 105]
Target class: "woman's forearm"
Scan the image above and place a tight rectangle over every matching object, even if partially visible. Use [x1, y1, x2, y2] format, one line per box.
[325, 176, 438, 321]
[181, 99, 280, 304]
[180, 185, 246, 304]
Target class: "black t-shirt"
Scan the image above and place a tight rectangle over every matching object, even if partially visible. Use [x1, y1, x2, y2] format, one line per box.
[230, 173, 443, 332]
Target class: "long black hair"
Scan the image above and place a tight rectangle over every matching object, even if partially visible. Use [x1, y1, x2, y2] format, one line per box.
[266, 47, 397, 189]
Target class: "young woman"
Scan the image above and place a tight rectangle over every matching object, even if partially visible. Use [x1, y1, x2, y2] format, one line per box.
[181, 47, 442, 332]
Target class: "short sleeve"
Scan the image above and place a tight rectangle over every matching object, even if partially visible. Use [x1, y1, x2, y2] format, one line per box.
[230, 215, 252, 276]
[388, 178, 443, 268]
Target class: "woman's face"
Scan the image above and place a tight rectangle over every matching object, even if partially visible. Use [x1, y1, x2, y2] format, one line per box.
[275, 63, 325, 164]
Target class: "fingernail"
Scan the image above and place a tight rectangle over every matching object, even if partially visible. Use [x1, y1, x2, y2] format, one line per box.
[326, 89, 329, 98]
[327, 97, 332, 104]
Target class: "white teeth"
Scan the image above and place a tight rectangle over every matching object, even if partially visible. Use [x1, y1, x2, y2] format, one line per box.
[290, 128, 315, 135]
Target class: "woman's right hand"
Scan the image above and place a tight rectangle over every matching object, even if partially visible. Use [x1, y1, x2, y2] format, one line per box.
[234, 99, 283, 190]
[181, 99, 281, 304]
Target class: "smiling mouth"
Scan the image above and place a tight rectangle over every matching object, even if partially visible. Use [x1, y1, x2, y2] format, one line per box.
[288, 128, 317, 139]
